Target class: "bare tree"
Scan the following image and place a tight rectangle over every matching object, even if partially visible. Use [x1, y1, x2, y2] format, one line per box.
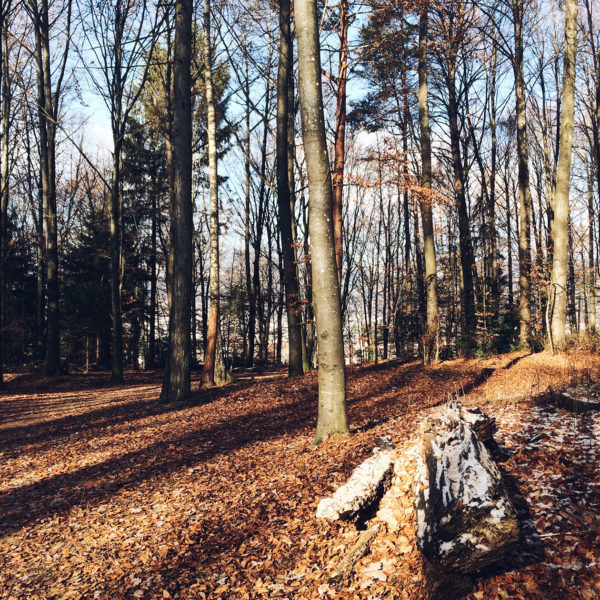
[417, 0, 440, 364]
[511, 0, 533, 348]
[276, 0, 303, 376]
[201, 0, 227, 386]
[0, 0, 13, 385]
[160, 0, 193, 402]
[549, 0, 578, 351]
[79, 0, 160, 382]
[296, 0, 349, 443]
[26, 0, 73, 375]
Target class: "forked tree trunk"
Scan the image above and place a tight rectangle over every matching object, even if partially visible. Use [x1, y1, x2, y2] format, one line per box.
[160, 0, 193, 403]
[549, 0, 578, 351]
[417, 3, 439, 365]
[296, 0, 349, 443]
[512, 0, 532, 349]
[276, 0, 304, 376]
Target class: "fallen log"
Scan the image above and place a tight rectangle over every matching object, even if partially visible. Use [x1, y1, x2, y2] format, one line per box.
[556, 387, 600, 413]
[316, 450, 395, 521]
[460, 404, 497, 443]
[415, 402, 519, 573]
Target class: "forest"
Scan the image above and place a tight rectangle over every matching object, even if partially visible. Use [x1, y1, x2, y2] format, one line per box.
[1, 0, 600, 598]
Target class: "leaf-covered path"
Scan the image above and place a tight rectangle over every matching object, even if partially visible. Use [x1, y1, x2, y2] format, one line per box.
[1, 352, 599, 599]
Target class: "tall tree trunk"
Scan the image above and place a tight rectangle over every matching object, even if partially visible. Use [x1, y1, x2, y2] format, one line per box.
[549, 0, 578, 351]
[506, 174, 514, 307]
[584, 0, 598, 332]
[587, 160, 597, 330]
[0, 10, 9, 385]
[160, 0, 193, 402]
[331, 0, 348, 285]
[147, 175, 157, 368]
[512, 0, 532, 348]
[296, 0, 349, 443]
[301, 186, 315, 366]
[110, 144, 124, 382]
[276, 0, 303, 375]
[27, 119, 45, 358]
[33, 0, 61, 376]
[243, 40, 253, 365]
[287, 51, 310, 372]
[418, 4, 439, 364]
[488, 42, 499, 306]
[446, 66, 476, 355]
[201, 0, 225, 385]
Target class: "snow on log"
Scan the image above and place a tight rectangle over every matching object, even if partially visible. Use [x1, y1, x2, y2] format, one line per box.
[415, 402, 519, 573]
[316, 450, 395, 521]
[460, 405, 497, 443]
[556, 386, 600, 413]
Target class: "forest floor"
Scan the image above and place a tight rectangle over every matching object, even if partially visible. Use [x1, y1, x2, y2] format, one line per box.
[1, 351, 599, 600]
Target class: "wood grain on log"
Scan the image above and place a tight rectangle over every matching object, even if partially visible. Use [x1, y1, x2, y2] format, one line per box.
[328, 523, 382, 584]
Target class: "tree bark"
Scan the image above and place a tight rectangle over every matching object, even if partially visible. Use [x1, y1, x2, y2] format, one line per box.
[296, 0, 349, 443]
[160, 0, 193, 402]
[331, 0, 348, 286]
[549, 0, 578, 351]
[418, 4, 439, 365]
[276, 0, 303, 376]
[30, 0, 65, 376]
[512, 0, 532, 349]
[202, 0, 225, 385]
[147, 173, 158, 368]
[587, 161, 596, 331]
[447, 67, 476, 355]
[110, 143, 124, 382]
[0, 6, 9, 385]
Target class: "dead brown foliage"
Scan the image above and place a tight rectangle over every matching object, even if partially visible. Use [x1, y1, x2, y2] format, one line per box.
[0, 352, 599, 599]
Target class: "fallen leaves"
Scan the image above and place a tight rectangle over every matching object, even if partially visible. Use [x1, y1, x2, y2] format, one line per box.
[0, 353, 599, 599]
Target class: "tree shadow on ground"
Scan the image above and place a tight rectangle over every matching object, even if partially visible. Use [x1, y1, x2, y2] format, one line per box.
[0, 375, 267, 455]
[350, 361, 495, 434]
[2, 370, 164, 395]
[0, 359, 479, 537]
[0, 386, 322, 536]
